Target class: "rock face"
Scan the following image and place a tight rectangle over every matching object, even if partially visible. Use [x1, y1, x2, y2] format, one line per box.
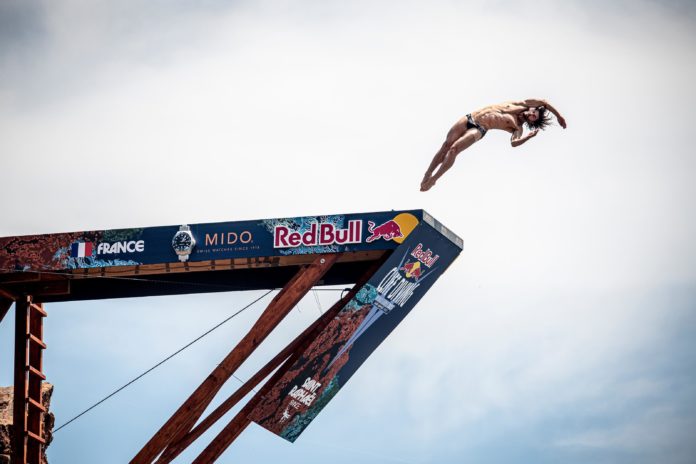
[0, 384, 54, 464]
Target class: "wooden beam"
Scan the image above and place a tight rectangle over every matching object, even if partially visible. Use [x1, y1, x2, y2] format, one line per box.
[192, 335, 308, 463]
[5, 280, 71, 300]
[0, 279, 69, 303]
[0, 286, 17, 300]
[157, 356, 294, 464]
[190, 254, 389, 463]
[0, 250, 382, 282]
[0, 298, 12, 326]
[192, 361, 287, 463]
[26, 302, 46, 464]
[0, 286, 17, 325]
[0, 272, 43, 284]
[131, 253, 340, 464]
[13, 296, 30, 464]
[156, 253, 386, 463]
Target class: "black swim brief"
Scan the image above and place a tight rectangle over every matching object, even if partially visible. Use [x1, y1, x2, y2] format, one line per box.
[466, 114, 487, 137]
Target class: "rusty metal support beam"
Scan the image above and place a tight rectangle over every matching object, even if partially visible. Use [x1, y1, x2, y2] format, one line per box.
[131, 254, 341, 464]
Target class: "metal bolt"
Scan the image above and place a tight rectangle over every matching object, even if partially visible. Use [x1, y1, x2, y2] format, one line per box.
[320, 258, 325, 264]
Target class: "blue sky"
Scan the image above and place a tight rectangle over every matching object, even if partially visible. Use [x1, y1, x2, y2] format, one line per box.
[1, 0, 695, 462]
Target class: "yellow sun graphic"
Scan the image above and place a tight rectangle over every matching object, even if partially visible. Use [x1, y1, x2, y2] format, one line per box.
[392, 213, 419, 244]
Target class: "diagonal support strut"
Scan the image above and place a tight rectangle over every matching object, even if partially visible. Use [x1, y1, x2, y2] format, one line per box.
[131, 253, 340, 464]
[156, 252, 387, 463]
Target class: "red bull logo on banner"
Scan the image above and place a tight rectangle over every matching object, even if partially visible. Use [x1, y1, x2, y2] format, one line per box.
[376, 255, 436, 310]
[410, 243, 439, 268]
[365, 212, 419, 244]
[400, 260, 422, 279]
[273, 220, 362, 248]
[366, 220, 403, 243]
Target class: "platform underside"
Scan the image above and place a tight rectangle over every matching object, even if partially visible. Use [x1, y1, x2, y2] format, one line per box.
[0, 250, 387, 303]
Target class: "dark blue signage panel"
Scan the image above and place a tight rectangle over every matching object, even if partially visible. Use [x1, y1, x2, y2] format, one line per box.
[248, 220, 462, 441]
[0, 211, 427, 272]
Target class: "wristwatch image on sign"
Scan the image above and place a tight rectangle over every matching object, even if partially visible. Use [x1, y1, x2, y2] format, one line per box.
[172, 225, 196, 262]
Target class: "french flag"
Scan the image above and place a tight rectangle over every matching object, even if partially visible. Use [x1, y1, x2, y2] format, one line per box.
[70, 242, 94, 258]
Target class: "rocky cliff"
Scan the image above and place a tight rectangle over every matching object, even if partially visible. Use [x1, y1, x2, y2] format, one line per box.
[0, 384, 54, 464]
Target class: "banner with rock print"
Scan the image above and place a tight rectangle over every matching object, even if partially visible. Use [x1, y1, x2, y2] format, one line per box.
[248, 221, 462, 442]
[0, 211, 422, 273]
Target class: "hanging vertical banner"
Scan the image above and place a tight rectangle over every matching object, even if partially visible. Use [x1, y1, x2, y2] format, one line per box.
[248, 221, 462, 442]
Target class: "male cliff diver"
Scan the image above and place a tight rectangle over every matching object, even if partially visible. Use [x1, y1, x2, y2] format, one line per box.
[420, 98, 567, 191]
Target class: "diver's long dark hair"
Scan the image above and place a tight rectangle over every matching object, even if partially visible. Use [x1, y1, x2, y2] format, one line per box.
[525, 106, 552, 130]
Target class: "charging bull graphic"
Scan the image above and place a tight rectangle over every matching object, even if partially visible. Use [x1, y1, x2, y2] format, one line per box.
[366, 220, 403, 243]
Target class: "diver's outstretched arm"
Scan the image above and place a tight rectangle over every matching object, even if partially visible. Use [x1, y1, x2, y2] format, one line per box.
[511, 128, 539, 147]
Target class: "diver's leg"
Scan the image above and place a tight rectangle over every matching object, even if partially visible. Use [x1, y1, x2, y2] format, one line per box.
[420, 120, 469, 188]
[421, 129, 481, 191]
[423, 141, 452, 181]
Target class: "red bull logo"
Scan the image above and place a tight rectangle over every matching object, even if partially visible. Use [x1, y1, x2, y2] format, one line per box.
[400, 260, 422, 279]
[366, 220, 403, 243]
[410, 243, 439, 268]
[274, 220, 362, 248]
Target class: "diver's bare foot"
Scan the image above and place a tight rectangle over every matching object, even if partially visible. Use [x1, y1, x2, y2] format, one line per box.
[420, 178, 436, 192]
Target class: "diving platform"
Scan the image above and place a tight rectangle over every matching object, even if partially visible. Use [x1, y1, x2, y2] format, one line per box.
[0, 209, 463, 463]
